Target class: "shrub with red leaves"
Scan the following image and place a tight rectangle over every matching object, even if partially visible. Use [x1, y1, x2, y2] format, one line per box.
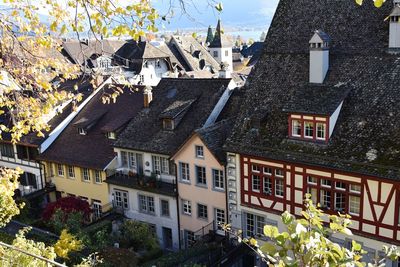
[42, 196, 92, 221]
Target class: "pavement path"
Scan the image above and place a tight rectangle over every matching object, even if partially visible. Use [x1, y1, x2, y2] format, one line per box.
[1, 220, 58, 239]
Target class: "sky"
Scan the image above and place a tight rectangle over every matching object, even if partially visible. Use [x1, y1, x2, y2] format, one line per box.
[152, 0, 280, 31]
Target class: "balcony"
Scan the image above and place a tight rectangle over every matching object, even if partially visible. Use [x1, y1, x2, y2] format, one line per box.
[105, 172, 178, 197]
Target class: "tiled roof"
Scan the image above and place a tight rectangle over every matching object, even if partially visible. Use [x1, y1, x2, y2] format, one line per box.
[225, 0, 400, 180]
[114, 78, 231, 155]
[38, 84, 145, 169]
[62, 39, 124, 66]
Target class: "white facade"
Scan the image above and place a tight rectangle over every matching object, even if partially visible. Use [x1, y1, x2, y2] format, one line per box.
[109, 184, 179, 250]
[116, 58, 171, 86]
[208, 47, 233, 72]
[389, 11, 400, 48]
[0, 144, 43, 196]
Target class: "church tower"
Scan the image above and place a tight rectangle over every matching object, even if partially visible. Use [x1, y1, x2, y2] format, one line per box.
[208, 19, 233, 72]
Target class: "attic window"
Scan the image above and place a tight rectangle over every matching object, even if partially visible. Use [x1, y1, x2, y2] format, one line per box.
[107, 132, 116, 139]
[163, 119, 174, 130]
[78, 128, 87, 135]
[289, 115, 328, 142]
[156, 60, 161, 68]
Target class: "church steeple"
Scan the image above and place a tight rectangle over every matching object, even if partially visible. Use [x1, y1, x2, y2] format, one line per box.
[208, 19, 233, 72]
[209, 19, 223, 48]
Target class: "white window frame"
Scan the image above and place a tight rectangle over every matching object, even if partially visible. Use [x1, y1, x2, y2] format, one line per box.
[275, 177, 284, 197]
[114, 190, 129, 210]
[107, 132, 116, 139]
[215, 208, 225, 231]
[82, 168, 90, 182]
[316, 122, 326, 140]
[197, 203, 208, 220]
[57, 164, 64, 176]
[349, 195, 360, 216]
[182, 199, 192, 215]
[92, 201, 102, 220]
[179, 162, 190, 182]
[304, 121, 314, 139]
[161, 199, 170, 217]
[139, 195, 155, 214]
[212, 169, 224, 190]
[152, 155, 170, 174]
[95, 170, 102, 184]
[252, 174, 260, 192]
[195, 145, 204, 158]
[196, 165, 207, 185]
[292, 120, 301, 137]
[68, 166, 75, 179]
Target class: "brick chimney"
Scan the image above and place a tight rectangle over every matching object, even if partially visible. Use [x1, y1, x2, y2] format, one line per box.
[143, 86, 153, 108]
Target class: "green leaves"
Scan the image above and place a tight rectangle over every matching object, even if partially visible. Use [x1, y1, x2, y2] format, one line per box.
[264, 225, 279, 238]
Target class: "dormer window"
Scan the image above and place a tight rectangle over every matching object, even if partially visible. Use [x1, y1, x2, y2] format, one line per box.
[289, 115, 328, 142]
[107, 132, 116, 139]
[78, 128, 87, 135]
[163, 119, 174, 130]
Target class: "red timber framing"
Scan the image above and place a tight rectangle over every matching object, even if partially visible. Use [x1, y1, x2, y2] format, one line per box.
[288, 114, 329, 143]
[240, 154, 400, 244]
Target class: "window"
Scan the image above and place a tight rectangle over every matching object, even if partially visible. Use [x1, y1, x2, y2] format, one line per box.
[140, 75, 144, 83]
[68, 166, 75, 179]
[197, 204, 208, 220]
[0, 143, 14, 158]
[349, 195, 360, 215]
[161, 200, 169, 217]
[215, 208, 225, 231]
[156, 60, 161, 68]
[292, 120, 301, 137]
[252, 165, 260, 172]
[139, 195, 155, 214]
[163, 119, 174, 130]
[94, 170, 102, 183]
[264, 177, 272, 195]
[316, 123, 326, 140]
[121, 151, 128, 167]
[114, 190, 128, 209]
[304, 122, 314, 138]
[78, 128, 87, 135]
[82, 168, 90, 182]
[196, 166, 206, 185]
[152, 156, 170, 174]
[263, 167, 272, 175]
[275, 169, 284, 177]
[306, 176, 361, 216]
[252, 174, 260, 192]
[225, 50, 229, 57]
[275, 177, 284, 197]
[212, 169, 224, 190]
[182, 199, 192, 215]
[213, 51, 218, 57]
[185, 230, 196, 248]
[246, 213, 265, 237]
[107, 132, 116, 139]
[195, 145, 204, 158]
[129, 152, 137, 169]
[92, 201, 102, 220]
[179, 162, 190, 182]
[57, 164, 64, 176]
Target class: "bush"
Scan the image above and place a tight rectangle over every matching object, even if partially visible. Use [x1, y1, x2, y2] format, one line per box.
[49, 209, 84, 234]
[118, 220, 159, 251]
[42, 196, 91, 221]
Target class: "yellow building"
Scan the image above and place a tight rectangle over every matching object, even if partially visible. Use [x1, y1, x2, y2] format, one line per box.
[38, 84, 146, 219]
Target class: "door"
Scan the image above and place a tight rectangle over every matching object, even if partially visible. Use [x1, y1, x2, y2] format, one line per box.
[162, 227, 173, 250]
[136, 154, 144, 175]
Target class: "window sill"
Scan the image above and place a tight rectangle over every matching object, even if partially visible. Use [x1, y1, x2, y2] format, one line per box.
[83, 180, 91, 183]
[212, 187, 225, 193]
[180, 180, 191, 185]
[139, 211, 156, 216]
[197, 217, 209, 222]
[182, 213, 192, 217]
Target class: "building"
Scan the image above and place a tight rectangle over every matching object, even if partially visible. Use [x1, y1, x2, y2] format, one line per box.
[0, 76, 95, 199]
[172, 119, 235, 248]
[113, 40, 175, 86]
[38, 82, 146, 219]
[106, 78, 236, 250]
[208, 20, 233, 72]
[224, 0, 400, 264]
[62, 39, 124, 74]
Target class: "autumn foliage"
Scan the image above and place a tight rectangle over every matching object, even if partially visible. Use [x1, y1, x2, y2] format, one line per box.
[42, 196, 91, 221]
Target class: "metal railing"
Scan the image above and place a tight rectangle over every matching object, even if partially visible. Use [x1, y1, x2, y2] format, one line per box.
[0, 241, 66, 267]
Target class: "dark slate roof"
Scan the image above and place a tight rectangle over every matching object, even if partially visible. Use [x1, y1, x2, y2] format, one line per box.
[114, 78, 231, 155]
[38, 84, 145, 170]
[196, 119, 233, 164]
[113, 40, 172, 73]
[241, 42, 264, 58]
[209, 20, 232, 48]
[225, 0, 400, 180]
[4, 77, 94, 147]
[168, 36, 221, 72]
[283, 84, 350, 115]
[62, 39, 124, 66]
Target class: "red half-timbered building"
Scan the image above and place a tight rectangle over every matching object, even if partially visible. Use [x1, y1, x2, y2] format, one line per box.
[225, 0, 400, 264]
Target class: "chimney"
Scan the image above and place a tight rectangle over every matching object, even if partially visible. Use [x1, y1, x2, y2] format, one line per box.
[389, 3, 400, 49]
[218, 62, 231, 79]
[309, 30, 331, 84]
[143, 86, 153, 108]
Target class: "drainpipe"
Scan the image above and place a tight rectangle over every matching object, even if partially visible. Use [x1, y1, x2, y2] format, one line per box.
[224, 159, 229, 239]
[174, 161, 182, 250]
